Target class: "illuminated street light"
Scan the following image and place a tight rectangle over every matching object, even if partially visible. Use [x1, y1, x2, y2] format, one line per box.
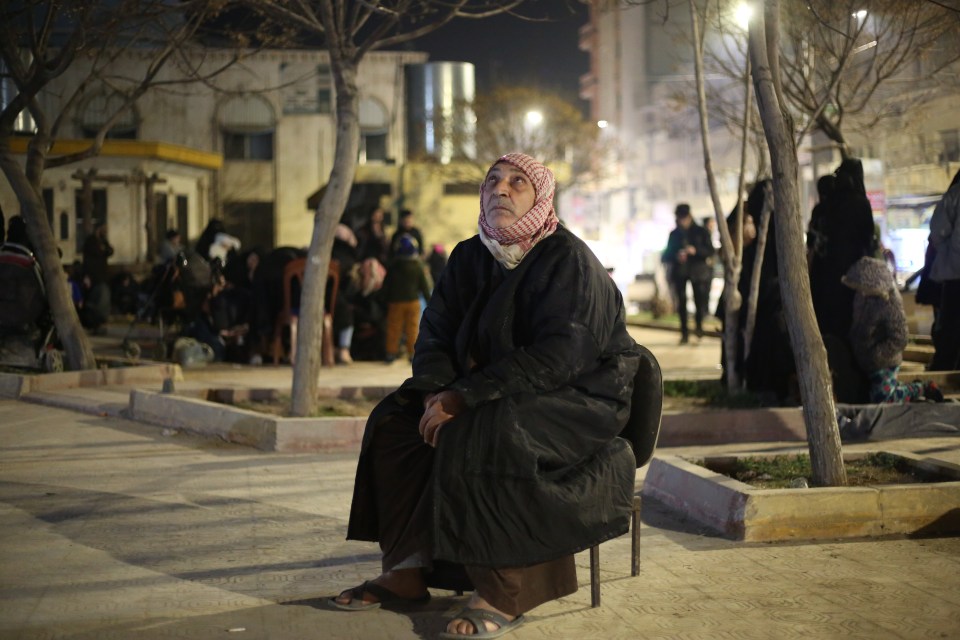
[525, 110, 543, 127]
[597, 119, 608, 129]
[853, 9, 867, 20]
[734, 3, 753, 29]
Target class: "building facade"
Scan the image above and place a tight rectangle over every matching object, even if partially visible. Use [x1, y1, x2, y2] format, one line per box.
[1, 46, 432, 268]
[571, 0, 960, 287]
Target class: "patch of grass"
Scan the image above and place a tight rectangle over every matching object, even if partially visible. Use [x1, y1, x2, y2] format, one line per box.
[231, 395, 378, 418]
[663, 379, 764, 409]
[699, 452, 945, 488]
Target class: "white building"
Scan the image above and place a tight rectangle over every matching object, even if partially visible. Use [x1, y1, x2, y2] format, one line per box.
[2, 46, 428, 268]
[571, 0, 960, 286]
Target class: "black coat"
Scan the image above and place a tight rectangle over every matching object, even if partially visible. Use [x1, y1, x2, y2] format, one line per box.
[347, 227, 641, 567]
[662, 223, 715, 283]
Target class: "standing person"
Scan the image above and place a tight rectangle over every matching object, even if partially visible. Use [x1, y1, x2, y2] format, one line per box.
[331, 152, 641, 639]
[928, 168, 960, 371]
[808, 158, 875, 340]
[427, 243, 448, 286]
[356, 205, 390, 266]
[82, 222, 113, 287]
[381, 234, 432, 363]
[331, 223, 360, 364]
[82, 222, 114, 332]
[389, 209, 425, 258]
[157, 229, 182, 265]
[662, 204, 715, 343]
[806, 174, 836, 267]
[5, 215, 33, 253]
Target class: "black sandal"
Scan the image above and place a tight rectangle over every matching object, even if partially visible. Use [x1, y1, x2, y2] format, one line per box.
[328, 580, 431, 611]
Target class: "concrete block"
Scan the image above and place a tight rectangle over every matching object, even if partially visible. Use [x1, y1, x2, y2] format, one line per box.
[129, 389, 276, 450]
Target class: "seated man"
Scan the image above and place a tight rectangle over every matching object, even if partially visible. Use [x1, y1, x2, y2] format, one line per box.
[333, 152, 642, 638]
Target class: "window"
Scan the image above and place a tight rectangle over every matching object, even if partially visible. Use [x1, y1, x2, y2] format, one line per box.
[74, 188, 107, 253]
[219, 95, 276, 161]
[940, 129, 960, 163]
[280, 62, 333, 115]
[443, 181, 480, 196]
[78, 92, 138, 139]
[223, 131, 274, 160]
[43, 188, 54, 230]
[317, 64, 333, 115]
[359, 97, 389, 163]
[176, 195, 189, 238]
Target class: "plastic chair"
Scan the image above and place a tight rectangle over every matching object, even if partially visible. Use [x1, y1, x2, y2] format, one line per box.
[589, 344, 663, 607]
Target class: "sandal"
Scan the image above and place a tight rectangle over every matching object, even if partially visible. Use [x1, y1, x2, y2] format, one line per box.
[328, 580, 430, 611]
[439, 607, 526, 639]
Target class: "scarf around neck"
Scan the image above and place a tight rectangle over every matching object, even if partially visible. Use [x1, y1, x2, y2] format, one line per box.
[478, 152, 559, 268]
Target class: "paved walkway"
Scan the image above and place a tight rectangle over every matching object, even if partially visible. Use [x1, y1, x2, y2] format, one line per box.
[1, 326, 958, 639]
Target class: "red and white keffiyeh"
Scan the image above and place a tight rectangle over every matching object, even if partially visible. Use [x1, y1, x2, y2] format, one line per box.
[478, 152, 559, 267]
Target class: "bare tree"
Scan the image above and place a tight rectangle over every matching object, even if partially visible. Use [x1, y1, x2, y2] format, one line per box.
[749, 0, 847, 486]
[779, 0, 960, 155]
[243, 1, 559, 416]
[687, 0, 753, 390]
[0, 0, 233, 370]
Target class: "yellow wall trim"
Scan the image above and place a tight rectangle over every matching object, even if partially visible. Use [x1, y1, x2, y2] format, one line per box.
[6, 138, 223, 170]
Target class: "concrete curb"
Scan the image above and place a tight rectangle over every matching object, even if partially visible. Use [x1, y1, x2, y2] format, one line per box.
[0, 360, 182, 399]
[660, 408, 806, 446]
[128, 389, 367, 452]
[642, 452, 960, 541]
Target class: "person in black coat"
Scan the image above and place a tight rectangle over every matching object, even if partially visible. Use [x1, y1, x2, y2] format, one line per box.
[662, 203, 716, 343]
[808, 159, 876, 402]
[809, 158, 875, 340]
[332, 153, 641, 638]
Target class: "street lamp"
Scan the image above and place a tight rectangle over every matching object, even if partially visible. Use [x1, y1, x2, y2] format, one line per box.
[734, 2, 753, 29]
[597, 119, 608, 129]
[525, 110, 543, 127]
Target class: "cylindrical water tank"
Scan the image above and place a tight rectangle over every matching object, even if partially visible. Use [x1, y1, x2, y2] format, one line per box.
[0, 58, 37, 134]
[405, 62, 475, 163]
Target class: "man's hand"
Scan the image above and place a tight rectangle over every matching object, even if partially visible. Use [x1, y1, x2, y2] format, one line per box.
[419, 390, 466, 447]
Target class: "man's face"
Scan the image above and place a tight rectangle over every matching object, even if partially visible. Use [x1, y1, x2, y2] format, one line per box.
[482, 162, 536, 229]
[677, 215, 692, 229]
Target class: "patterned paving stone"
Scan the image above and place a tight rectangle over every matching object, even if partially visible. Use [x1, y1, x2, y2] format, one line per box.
[2, 400, 960, 639]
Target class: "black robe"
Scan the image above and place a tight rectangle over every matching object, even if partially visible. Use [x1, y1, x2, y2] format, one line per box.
[346, 226, 641, 568]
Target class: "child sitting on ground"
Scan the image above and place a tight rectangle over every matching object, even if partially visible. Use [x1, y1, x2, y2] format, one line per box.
[842, 256, 943, 403]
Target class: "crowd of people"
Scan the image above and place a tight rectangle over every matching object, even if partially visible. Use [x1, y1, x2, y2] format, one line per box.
[662, 159, 956, 407]
[34, 207, 445, 367]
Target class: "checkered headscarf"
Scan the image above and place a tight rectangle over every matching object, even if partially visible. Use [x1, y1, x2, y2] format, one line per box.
[478, 152, 559, 253]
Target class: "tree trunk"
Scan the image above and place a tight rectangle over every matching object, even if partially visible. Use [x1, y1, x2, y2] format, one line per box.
[689, 0, 743, 390]
[749, 0, 846, 486]
[0, 135, 97, 371]
[290, 61, 361, 417]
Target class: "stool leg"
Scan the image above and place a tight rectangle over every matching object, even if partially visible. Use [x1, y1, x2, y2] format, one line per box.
[631, 495, 641, 576]
[589, 545, 600, 607]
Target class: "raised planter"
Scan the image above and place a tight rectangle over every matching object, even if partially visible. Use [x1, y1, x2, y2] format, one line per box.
[642, 451, 960, 541]
[0, 358, 182, 399]
[128, 389, 369, 452]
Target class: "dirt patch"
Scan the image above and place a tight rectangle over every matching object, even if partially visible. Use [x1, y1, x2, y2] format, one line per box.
[229, 395, 380, 418]
[700, 452, 953, 489]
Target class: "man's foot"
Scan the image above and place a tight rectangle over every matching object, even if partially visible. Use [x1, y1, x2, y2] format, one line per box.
[331, 569, 428, 611]
[679, 335, 689, 345]
[440, 594, 523, 638]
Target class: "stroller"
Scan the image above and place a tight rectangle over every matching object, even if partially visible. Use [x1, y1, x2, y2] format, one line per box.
[0, 242, 63, 372]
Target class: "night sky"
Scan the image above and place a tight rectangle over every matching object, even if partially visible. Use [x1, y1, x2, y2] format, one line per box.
[406, 4, 589, 106]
